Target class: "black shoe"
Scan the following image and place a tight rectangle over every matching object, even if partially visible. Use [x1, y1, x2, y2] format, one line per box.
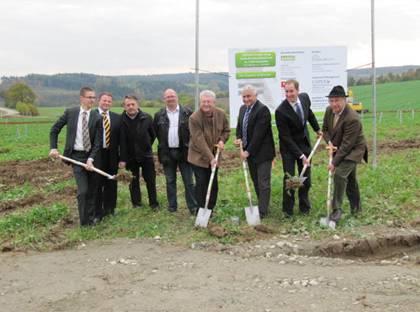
[189, 207, 198, 216]
[329, 208, 343, 222]
[150, 203, 160, 210]
[168, 207, 177, 213]
[132, 203, 142, 208]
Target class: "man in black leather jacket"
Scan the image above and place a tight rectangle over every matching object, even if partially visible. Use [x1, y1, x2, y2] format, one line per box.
[119, 95, 159, 209]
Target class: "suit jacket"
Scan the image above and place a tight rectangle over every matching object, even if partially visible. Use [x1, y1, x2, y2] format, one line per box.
[50, 106, 102, 160]
[153, 105, 192, 164]
[188, 107, 230, 168]
[94, 109, 121, 173]
[322, 104, 368, 166]
[236, 100, 275, 164]
[275, 93, 320, 159]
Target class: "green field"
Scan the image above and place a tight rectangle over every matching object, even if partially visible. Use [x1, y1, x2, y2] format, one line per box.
[352, 80, 420, 111]
[0, 84, 419, 251]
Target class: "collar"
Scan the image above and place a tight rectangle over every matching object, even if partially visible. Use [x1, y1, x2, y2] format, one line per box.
[80, 107, 91, 114]
[166, 105, 179, 113]
[98, 108, 109, 115]
[288, 97, 301, 107]
[335, 105, 346, 116]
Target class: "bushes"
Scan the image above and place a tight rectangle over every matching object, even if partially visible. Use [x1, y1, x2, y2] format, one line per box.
[16, 102, 39, 116]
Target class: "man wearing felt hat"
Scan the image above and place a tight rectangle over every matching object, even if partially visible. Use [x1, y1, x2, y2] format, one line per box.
[322, 85, 368, 224]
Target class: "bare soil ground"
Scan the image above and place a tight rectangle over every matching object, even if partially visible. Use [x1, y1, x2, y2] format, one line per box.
[1, 150, 420, 311]
[1, 239, 420, 312]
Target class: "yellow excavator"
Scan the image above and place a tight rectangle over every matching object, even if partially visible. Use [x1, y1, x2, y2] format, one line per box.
[347, 88, 368, 113]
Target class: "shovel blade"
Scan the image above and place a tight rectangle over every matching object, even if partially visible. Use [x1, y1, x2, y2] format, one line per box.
[245, 205, 261, 226]
[319, 217, 336, 230]
[195, 207, 212, 228]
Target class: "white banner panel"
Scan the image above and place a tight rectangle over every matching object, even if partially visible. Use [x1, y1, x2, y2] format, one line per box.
[228, 46, 347, 127]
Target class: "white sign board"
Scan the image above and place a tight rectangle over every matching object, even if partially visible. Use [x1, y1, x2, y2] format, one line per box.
[228, 46, 347, 127]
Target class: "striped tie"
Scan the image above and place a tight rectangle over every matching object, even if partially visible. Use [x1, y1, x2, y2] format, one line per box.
[82, 111, 91, 151]
[102, 111, 111, 148]
[242, 107, 251, 147]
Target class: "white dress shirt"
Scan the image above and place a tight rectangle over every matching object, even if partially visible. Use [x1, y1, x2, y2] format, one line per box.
[167, 105, 180, 148]
[74, 108, 91, 151]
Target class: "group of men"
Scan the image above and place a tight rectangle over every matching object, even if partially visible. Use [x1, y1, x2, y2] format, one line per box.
[49, 80, 367, 227]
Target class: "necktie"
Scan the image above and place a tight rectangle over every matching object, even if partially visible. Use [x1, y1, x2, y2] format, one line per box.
[333, 114, 340, 128]
[82, 111, 91, 151]
[295, 103, 304, 125]
[242, 107, 251, 147]
[102, 111, 111, 148]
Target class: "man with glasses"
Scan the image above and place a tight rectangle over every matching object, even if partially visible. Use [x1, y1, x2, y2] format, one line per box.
[119, 95, 159, 209]
[49, 87, 102, 226]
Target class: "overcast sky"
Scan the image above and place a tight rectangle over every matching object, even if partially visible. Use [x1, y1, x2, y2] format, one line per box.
[0, 0, 419, 76]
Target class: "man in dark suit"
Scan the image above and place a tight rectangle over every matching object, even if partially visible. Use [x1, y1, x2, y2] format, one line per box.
[153, 89, 197, 214]
[235, 85, 275, 218]
[119, 95, 159, 209]
[322, 85, 368, 224]
[93, 92, 120, 220]
[275, 79, 322, 217]
[49, 87, 102, 226]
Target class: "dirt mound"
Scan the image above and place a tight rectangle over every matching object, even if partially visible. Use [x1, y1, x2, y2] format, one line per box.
[313, 233, 420, 259]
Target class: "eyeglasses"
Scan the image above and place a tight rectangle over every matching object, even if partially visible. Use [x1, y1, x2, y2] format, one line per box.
[83, 96, 96, 100]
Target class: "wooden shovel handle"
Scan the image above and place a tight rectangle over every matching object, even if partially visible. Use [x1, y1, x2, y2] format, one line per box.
[58, 155, 115, 180]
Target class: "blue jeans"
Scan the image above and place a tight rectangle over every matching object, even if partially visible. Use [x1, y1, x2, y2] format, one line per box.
[163, 149, 197, 213]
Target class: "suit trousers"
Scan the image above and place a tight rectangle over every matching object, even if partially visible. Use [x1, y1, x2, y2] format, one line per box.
[192, 164, 218, 210]
[71, 151, 97, 226]
[128, 158, 159, 208]
[163, 149, 197, 213]
[95, 149, 118, 219]
[331, 160, 361, 221]
[281, 153, 311, 216]
[247, 158, 272, 217]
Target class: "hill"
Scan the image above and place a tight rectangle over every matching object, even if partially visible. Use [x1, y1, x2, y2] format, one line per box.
[0, 65, 418, 107]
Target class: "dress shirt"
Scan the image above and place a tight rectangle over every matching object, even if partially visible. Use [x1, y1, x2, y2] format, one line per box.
[167, 105, 180, 148]
[74, 108, 91, 151]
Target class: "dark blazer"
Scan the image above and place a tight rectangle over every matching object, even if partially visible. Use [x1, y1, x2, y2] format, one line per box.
[322, 104, 368, 166]
[236, 100, 275, 163]
[120, 110, 156, 166]
[153, 105, 192, 164]
[275, 93, 320, 158]
[50, 106, 102, 160]
[94, 109, 121, 173]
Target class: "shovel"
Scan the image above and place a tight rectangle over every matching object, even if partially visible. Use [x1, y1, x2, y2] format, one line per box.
[285, 135, 323, 191]
[195, 148, 220, 228]
[320, 144, 337, 229]
[58, 155, 116, 180]
[240, 142, 261, 226]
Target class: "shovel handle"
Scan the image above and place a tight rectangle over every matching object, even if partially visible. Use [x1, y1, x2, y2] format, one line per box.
[299, 135, 323, 178]
[58, 155, 115, 180]
[203, 147, 220, 210]
[239, 141, 254, 207]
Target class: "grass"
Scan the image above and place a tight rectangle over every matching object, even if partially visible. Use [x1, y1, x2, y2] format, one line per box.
[0, 97, 419, 250]
[351, 80, 420, 111]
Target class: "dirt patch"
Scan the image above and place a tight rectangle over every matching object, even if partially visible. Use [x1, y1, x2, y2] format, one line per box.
[0, 193, 46, 213]
[0, 158, 72, 190]
[378, 138, 420, 151]
[0, 186, 76, 216]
